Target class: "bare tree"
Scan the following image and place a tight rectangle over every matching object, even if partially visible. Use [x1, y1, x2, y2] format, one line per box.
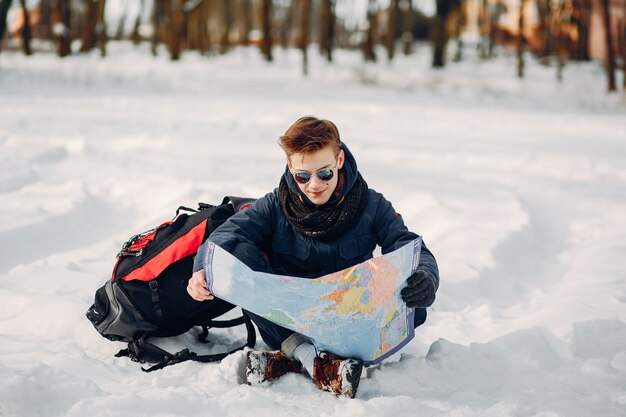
[298, 0, 311, 75]
[197, 0, 210, 54]
[600, 0, 616, 91]
[620, 2, 626, 89]
[571, 0, 591, 60]
[240, 0, 252, 46]
[432, 0, 463, 67]
[452, 0, 466, 62]
[478, 0, 508, 59]
[0, 1, 12, 51]
[401, 0, 414, 55]
[149, 0, 188, 60]
[80, 0, 107, 56]
[198, 0, 211, 54]
[479, 0, 489, 58]
[80, 0, 98, 52]
[184, 0, 206, 53]
[517, 0, 526, 77]
[95, 0, 107, 56]
[18, 0, 32, 55]
[385, 0, 399, 61]
[165, 0, 185, 60]
[39, 0, 53, 40]
[363, 0, 377, 62]
[131, 0, 145, 44]
[115, 0, 129, 40]
[553, 0, 571, 80]
[278, 0, 295, 50]
[319, 0, 335, 62]
[260, 0, 272, 61]
[151, 0, 164, 56]
[219, 0, 232, 54]
[432, 0, 449, 67]
[53, 0, 72, 57]
[535, 0, 551, 57]
[622, 14, 626, 90]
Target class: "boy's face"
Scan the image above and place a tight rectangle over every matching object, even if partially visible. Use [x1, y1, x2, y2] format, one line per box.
[288, 146, 345, 206]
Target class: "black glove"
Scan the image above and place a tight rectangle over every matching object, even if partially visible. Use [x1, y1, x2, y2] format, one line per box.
[401, 270, 436, 308]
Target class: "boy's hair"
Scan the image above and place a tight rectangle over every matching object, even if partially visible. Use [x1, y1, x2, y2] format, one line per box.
[279, 116, 341, 157]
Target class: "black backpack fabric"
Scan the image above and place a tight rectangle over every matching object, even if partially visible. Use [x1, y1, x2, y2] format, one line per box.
[86, 196, 257, 372]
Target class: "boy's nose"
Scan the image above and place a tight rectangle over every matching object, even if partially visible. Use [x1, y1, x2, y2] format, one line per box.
[308, 175, 325, 188]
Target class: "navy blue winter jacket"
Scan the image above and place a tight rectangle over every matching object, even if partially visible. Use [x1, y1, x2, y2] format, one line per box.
[193, 144, 439, 292]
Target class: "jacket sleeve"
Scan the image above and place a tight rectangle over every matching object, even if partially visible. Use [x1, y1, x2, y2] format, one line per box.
[193, 193, 276, 272]
[373, 193, 440, 291]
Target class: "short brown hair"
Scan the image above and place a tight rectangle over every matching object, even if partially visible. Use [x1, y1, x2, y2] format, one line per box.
[279, 116, 341, 157]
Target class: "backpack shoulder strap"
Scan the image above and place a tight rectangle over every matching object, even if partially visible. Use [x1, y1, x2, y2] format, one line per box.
[132, 312, 256, 372]
[221, 196, 256, 212]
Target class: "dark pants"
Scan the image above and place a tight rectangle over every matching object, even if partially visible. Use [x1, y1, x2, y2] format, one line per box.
[231, 243, 428, 351]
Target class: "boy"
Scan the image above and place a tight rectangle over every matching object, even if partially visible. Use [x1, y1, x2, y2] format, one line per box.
[188, 116, 439, 398]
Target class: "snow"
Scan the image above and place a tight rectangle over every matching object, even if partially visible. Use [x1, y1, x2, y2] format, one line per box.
[1, 42, 625, 416]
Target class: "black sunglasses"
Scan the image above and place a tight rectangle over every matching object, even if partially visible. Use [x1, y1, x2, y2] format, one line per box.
[291, 167, 336, 184]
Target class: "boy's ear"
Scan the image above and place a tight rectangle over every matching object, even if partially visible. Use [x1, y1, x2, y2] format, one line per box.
[338, 149, 345, 169]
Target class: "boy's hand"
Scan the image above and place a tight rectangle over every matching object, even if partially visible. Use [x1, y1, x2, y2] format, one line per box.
[400, 270, 436, 308]
[187, 269, 214, 301]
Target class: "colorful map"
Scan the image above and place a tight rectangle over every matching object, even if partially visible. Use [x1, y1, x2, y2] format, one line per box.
[203, 238, 421, 365]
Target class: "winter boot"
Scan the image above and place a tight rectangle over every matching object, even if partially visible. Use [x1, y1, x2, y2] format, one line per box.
[313, 352, 363, 398]
[246, 350, 303, 385]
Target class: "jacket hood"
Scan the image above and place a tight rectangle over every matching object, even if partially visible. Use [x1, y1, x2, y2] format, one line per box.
[283, 142, 359, 208]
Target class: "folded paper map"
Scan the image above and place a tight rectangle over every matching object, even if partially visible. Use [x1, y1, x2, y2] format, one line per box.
[203, 238, 421, 365]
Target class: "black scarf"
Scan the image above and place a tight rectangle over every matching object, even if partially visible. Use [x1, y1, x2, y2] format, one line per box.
[279, 172, 369, 241]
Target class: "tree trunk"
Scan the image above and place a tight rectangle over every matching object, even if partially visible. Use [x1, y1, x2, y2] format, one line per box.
[553, 1, 566, 80]
[488, 2, 505, 57]
[39, 0, 53, 40]
[0, 0, 14, 52]
[18, 0, 32, 55]
[167, 0, 186, 60]
[95, 0, 107, 57]
[600, 0, 616, 91]
[386, 0, 399, 61]
[80, 0, 98, 52]
[54, 0, 72, 57]
[572, 0, 591, 60]
[299, 0, 311, 75]
[620, 4, 626, 89]
[131, 0, 144, 44]
[151, 0, 165, 56]
[241, 0, 252, 46]
[79, 0, 107, 55]
[363, 0, 377, 62]
[279, 0, 294, 50]
[219, 0, 231, 54]
[479, 0, 489, 58]
[517, 0, 526, 78]
[164, 0, 173, 58]
[432, 17, 446, 67]
[320, 0, 334, 62]
[260, 0, 272, 61]
[401, 0, 414, 55]
[622, 15, 626, 91]
[535, 0, 550, 57]
[432, 0, 449, 68]
[199, 0, 210, 53]
[115, 0, 129, 40]
[452, 1, 465, 62]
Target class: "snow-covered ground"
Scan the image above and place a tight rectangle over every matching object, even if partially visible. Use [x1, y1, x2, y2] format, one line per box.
[1, 43, 625, 417]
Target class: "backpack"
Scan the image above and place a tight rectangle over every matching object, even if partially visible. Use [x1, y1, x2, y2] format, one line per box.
[86, 196, 257, 372]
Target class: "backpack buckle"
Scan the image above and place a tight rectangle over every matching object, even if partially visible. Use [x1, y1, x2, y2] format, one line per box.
[116, 249, 143, 259]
